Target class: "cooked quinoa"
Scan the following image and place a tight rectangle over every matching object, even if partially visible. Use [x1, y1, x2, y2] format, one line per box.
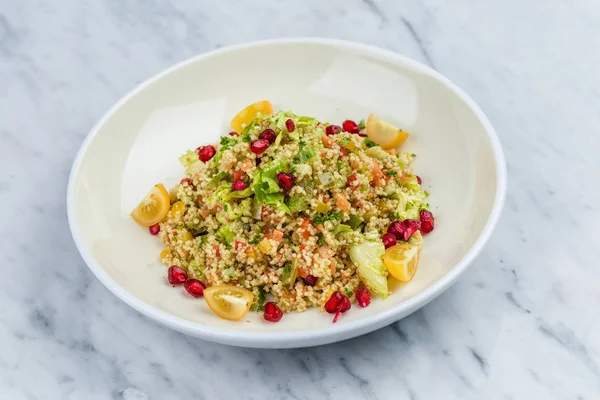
[157, 111, 429, 313]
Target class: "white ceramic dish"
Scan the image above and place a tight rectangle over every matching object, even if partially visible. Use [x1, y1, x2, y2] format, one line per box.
[67, 39, 506, 348]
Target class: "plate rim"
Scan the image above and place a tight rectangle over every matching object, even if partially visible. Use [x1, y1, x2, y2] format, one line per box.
[66, 38, 507, 348]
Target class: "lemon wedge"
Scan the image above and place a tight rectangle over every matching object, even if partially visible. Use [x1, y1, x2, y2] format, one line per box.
[366, 114, 409, 149]
[382, 242, 421, 282]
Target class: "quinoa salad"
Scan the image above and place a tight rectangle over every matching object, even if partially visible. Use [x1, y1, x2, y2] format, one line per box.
[131, 101, 435, 323]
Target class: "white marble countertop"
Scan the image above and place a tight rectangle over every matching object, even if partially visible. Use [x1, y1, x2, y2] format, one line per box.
[2, 0, 600, 399]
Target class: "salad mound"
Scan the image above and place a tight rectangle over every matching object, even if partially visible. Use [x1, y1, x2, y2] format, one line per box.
[130, 101, 435, 322]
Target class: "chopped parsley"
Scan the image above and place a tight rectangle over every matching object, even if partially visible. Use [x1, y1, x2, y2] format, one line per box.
[364, 138, 378, 148]
[338, 137, 351, 147]
[358, 119, 366, 129]
[249, 235, 261, 244]
[241, 135, 251, 143]
[411, 153, 417, 158]
[317, 233, 325, 247]
[250, 288, 265, 312]
[344, 288, 353, 297]
[386, 170, 398, 176]
[312, 211, 341, 224]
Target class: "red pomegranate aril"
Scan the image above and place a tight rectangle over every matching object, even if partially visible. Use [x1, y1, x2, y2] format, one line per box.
[355, 286, 371, 308]
[382, 233, 397, 249]
[232, 179, 247, 191]
[342, 120, 360, 134]
[324, 291, 344, 314]
[416, 175, 422, 185]
[304, 275, 318, 286]
[183, 279, 206, 298]
[325, 125, 342, 136]
[276, 172, 295, 192]
[197, 145, 216, 162]
[333, 295, 351, 323]
[229, 131, 239, 136]
[250, 139, 270, 155]
[263, 302, 283, 322]
[167, 266, 188, 285]
[402, 219, 422, 241]
[387, 220, 405, 240]
[285, 119, 295, 132]
[149, 224, 160, 235]
[420, 209, 435, 234]
[259, 129, 276, 144]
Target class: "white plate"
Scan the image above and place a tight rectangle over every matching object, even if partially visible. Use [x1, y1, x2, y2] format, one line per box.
[67, 39, 506, 348]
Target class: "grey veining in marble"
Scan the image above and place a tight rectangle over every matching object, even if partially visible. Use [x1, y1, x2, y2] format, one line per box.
[1, 0, 600, 399]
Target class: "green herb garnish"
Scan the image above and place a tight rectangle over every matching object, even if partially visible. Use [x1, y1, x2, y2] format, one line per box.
[359, 119, 366, 129]
[338, 137, 351, 147]
[386, 170, 398, 176]
[364, 138, 378, 148]
[312, 211, 341, 224]
[344, 288, 353, 297]
[249, 235, 261, 245]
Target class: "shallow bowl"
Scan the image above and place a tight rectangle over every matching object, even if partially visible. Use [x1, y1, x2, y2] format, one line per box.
[67, 39, 506, 348]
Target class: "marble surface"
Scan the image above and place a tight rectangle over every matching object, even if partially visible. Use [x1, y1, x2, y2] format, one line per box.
[1, 0, 599, 398]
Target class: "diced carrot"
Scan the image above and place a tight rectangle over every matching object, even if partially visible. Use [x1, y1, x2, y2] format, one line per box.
[232, 171, 242, 181]
[385, 148, 398, 156]
[317, 246, 335, 259]
[301, 217, 311, 240]
[329, 259, 337, 274]
[271, 229, 284, 241]
[241, 159, 254, 172]
[334, 193, 350, 210]
[213, 244, 220, 257]
[298, 266, 308, 278]
[322, 135, 333, 148]
[315, 224, 325, 233]
[372, 161, 386, 187]
[339, 147, 349, 157]
[300, 243, 307, 250]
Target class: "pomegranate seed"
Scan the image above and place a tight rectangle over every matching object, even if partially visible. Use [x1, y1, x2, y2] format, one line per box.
[304, 275, 318, 286]
[250, 139, 270, 155]
[333, 295, 351, 323]
[387, 220, 405, 240]
[324, 291, 344, 314]
[232, 179, 247, 191]
[276, 172, 295, 192]
[402, 219, 422, 241]
[420, 209, 435, 234]
[382, 233, 397, 249]
[167, 266, 188, 285]
[196, 145, 216, 162]
[229, 131, 239, 136]
[355, 286, 371, 308]
[342, 120, 360, 134]
[149, 224, 160, 235]
[285, 119, 296, 132]
[180, 178, 193, 186]
[325, 125, 342, 136]
[183, 279, 206, 298]
[259, 129, 276, 144]
[416, 175, 422, 185]
[263, 302, 283, 322]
